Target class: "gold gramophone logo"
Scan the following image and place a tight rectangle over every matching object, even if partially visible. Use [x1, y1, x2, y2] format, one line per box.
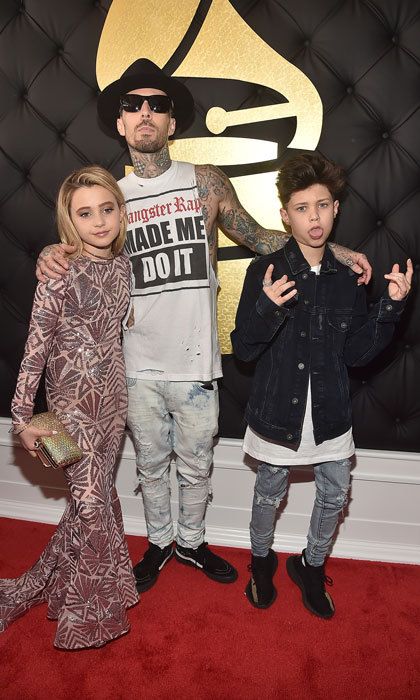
[97, 0, 323, 352]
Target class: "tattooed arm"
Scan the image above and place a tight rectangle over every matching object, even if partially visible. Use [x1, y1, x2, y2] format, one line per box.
[196, 164, 287, 259]
[195, 164, 372, 283]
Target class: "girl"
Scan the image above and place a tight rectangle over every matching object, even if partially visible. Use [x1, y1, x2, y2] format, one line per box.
[0, 166, 138, 649]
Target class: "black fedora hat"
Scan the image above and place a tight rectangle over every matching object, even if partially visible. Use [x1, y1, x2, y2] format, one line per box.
[97, 58, 195, 135]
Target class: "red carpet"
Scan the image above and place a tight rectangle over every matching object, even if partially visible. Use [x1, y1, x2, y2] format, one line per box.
[0, 517, 419, 700]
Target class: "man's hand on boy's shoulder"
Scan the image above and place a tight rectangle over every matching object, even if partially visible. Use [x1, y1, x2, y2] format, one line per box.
[384, 259, 413, 301]
[328, 243, 371, 285]
[250, 242, 372, 286]
[36, 243, 75, 282]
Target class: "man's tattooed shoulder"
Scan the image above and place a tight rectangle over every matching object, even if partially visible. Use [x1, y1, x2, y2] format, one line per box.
[196, 164, 231, 202]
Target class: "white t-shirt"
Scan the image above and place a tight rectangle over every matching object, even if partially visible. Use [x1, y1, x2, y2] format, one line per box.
[119, 162, 222, 382]
[243, 263, 355, 465]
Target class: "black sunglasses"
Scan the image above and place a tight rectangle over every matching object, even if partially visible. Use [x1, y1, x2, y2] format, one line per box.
[119, 94, 173, 114]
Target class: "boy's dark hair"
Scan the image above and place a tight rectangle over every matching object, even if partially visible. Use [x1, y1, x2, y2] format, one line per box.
[276, 153, 346, 206]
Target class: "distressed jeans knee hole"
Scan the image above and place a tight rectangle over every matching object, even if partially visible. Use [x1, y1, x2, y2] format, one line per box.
[255, 493, 282, 508]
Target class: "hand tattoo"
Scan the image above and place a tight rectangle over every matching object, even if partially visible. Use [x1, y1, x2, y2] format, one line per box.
[39, 245, 56, 259]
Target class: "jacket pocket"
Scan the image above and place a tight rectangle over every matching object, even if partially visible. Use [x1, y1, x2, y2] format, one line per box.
[328, 313, 351, 354]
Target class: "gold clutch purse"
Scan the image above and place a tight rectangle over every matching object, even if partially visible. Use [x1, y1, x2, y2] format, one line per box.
[30, 412, 83, 469]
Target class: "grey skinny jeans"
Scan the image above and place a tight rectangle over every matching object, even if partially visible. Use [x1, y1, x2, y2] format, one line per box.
[250, 459, 351, 566]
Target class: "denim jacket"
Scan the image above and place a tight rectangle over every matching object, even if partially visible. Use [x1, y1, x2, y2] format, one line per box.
[231, 237, 406, 446]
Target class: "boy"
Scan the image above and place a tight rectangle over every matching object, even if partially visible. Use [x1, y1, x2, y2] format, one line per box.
[231, 153, 412, 618]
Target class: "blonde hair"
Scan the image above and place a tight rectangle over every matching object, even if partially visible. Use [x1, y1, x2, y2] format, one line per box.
[56, 165, 127, 256]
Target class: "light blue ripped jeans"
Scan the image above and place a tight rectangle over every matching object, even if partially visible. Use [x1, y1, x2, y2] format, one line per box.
[126, 378, 219, 549]
[250, 459, 351, 566]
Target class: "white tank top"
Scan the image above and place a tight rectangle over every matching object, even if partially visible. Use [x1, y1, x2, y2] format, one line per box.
[119, 162, 222, 381]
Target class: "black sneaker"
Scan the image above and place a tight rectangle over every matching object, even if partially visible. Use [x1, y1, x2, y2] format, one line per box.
[175, 542, 238, 583]
[286, 549, 335, 619]
[245, 549, 278, 608]
[245, 549, 278, 609]
[133, 542, 174, 592]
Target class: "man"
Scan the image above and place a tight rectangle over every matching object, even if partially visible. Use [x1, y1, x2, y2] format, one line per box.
[37, 59, 371, 594]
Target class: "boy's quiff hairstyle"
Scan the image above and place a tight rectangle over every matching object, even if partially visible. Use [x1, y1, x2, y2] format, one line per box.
[276, 153, 346, 207]
[56, 165, 127, 257]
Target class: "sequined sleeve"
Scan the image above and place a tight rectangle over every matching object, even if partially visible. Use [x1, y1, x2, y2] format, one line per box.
[121, 254, 133, 329]
[11, 276, 68, 430]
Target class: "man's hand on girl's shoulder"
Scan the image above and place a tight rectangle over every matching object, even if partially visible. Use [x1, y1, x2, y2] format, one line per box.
[36, 243, 76, 282]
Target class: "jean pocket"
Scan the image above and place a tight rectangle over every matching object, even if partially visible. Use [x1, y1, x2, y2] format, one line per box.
[328, 313, 351, 354]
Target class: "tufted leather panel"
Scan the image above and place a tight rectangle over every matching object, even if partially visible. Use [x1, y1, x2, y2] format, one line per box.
[1, 0, 419, 451]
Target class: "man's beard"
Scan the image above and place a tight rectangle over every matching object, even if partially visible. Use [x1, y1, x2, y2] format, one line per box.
[135, 139, 162, 153]
[131, 128, 167, 154]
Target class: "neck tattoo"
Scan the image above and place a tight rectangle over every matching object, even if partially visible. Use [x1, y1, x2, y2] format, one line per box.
[130, 145, 172, 179]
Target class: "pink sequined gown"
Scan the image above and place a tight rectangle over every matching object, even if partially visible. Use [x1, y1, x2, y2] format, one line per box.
[0, 255, 139, 650]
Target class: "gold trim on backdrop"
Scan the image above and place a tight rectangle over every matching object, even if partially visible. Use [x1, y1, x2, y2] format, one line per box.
[96, 0, 200, 88]
[171, 0, 322, 151]
[169, 137, 277, 166]
[218, 174, 285, 353]
[218, 258, 254, 354]
[207, 103, 297, 135]
[228, 172, 284, 233]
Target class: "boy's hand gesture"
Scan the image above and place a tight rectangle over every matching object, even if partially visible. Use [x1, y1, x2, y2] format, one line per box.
[262, 264, 297, 306]
[384, 259, 413, 301]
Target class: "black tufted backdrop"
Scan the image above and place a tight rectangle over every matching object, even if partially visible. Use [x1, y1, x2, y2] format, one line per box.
[1, 0, 419, 452]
